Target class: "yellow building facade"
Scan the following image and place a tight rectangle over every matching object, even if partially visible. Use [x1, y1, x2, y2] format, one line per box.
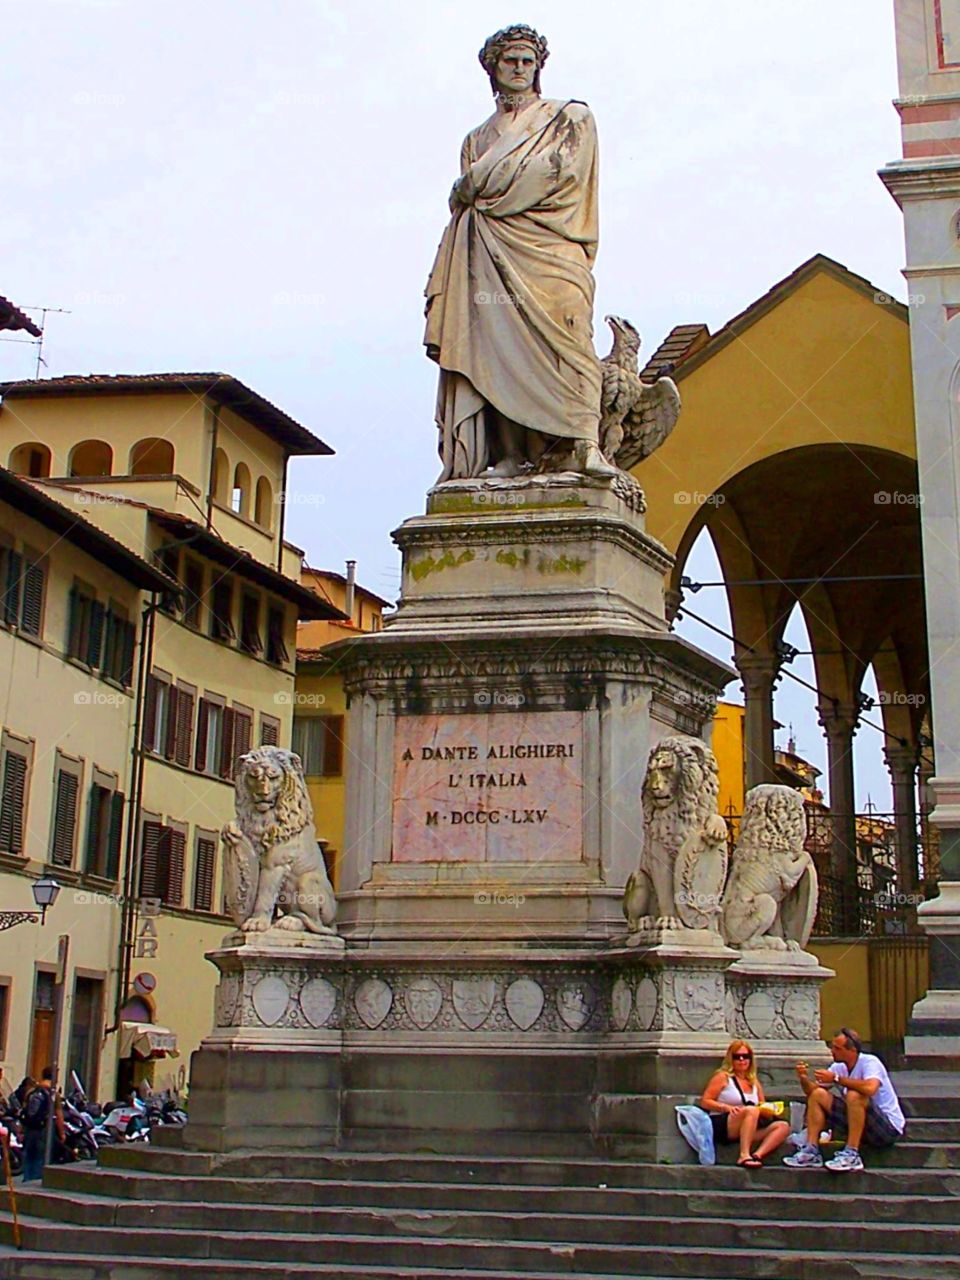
[0, 467, 174, 1100]
[0, 374, 342, 1095]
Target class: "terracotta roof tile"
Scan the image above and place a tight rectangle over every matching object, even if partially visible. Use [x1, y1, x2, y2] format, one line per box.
[0, 372, 333, 456]
[640, 324, 711, 378]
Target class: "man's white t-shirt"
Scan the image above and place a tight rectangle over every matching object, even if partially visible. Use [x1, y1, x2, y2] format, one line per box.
[829, 1053, 905, 1133]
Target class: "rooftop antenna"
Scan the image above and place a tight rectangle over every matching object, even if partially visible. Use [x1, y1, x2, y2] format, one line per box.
[22, 305, 72, 378]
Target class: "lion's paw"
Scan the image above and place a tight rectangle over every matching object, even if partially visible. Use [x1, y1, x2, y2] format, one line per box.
[654, 915, 684, 930]
[242, 914, 273, 933]
[276, 915, 306, 932]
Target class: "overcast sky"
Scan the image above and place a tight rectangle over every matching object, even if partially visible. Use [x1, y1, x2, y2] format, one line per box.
[4, 0, 908, 808]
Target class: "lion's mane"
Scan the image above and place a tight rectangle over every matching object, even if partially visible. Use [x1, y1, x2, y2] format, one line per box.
[234, 748, 313, 855]
[736, 784, 805, 860]
[643, 737, 721, 858]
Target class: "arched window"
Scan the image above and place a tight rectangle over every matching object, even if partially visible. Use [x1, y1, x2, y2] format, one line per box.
[69, 440, 113, 477]
[129, 437, 175, 475]
[211, 447, 229, 504]
[232, 462, 251, 517]
[8, 442, 51, 478]
[255, 476, 273, 529]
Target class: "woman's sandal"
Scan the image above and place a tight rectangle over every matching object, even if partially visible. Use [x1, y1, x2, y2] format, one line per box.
[737, 1156, 763, 1169]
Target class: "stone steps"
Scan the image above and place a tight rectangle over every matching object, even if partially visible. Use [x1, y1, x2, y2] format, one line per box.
[91, 1140, 960, 1180]
[8, 1187, 960, 1250]
[39, 1166, 960, 1221]
[0, 1256, 677, 1280]
[1, 1217, 959, 1280]
[904, 1117, 960, 1141]
[0, 1091, 955, 1279]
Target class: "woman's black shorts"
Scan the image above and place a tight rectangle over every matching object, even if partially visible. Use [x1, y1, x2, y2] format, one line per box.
[710, 1110, 773, 1145]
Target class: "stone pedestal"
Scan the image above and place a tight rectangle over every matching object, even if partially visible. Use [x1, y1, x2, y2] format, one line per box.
[326, 475, 732, 947]
[186, 932, 346, 1152]
[725, 950, 836, 1065]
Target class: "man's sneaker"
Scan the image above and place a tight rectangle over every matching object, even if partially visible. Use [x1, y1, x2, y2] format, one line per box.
[783, 1144, 823, 1168]
[825, 1146, 864, 1172]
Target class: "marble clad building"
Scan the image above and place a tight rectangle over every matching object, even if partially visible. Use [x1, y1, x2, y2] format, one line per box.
[881, 0, 960, 1062]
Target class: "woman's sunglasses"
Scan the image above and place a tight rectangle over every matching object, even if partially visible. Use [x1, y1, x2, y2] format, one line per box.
[732, 1052, 752, 1060]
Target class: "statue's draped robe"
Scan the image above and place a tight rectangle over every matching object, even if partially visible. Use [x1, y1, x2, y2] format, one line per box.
[425, 98, 602, 480]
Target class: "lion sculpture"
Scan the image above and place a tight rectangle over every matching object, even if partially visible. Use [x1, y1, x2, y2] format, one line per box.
[622, 736, 729, 932]
[721, 784, 817, 951]
[221, 747, 338, 936]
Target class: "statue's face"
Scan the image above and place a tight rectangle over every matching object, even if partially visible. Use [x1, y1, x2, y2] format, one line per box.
[645, 749, 678, 808]
[244, 762, 284, 809]
[494, 43, 538, 95]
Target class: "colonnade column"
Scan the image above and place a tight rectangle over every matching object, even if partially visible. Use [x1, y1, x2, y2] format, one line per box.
[818, 701, 860, 934]
[884, 743, 919, 901]
[735, 653, 780, 791]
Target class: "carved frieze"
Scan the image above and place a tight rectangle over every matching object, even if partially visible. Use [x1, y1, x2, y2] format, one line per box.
[726, 976, 823, 1042]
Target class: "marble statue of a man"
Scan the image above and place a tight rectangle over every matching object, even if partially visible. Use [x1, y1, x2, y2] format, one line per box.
[425, 25, 612, 481]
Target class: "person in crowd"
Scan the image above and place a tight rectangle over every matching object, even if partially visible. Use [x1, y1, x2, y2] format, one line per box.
[700, 1039, 791, 1167]
[784, 1027, 906, 1172]
[9, 1076, 34, 1113]
[20, 1067, 53, 1182]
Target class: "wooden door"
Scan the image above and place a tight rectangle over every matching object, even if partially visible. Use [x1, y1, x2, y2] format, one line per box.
[28, 1009, 54, 1080]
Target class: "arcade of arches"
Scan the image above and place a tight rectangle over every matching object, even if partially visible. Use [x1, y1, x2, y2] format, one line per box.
[634, 256, 928, 940]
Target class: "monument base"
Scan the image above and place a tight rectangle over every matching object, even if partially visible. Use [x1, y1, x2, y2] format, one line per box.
[185, 936, 833, 1157]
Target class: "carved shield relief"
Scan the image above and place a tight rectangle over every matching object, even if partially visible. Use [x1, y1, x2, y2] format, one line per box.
[221, 834, 259, 927]
[354, 978, 393, 1029]
[634, 976, 658, 1030]
[557, 984, 593, 1031]
[405, 978, 443, 1029]
[299, 978, 337, 1029]
[610, 978, 633, 1031]
[505, 978, 544, 1031]
[251, 976, 290, 1027]
[452, 979, 496, 1030]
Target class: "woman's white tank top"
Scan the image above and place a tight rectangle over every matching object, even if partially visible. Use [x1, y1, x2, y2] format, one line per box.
[716, 1075, 759, 1106]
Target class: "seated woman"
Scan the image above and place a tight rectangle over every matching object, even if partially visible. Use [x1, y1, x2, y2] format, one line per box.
[700, 1039, 791, 1168]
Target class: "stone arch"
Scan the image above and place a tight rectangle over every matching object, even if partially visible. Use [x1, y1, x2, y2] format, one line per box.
[211, 447, 230, 504]
[69, 439, 113, 477]
[255, 475, 273, 529]
[129, 437, 175, 475]
[8, 442, 51, 478]
[232, 462, 251, 517]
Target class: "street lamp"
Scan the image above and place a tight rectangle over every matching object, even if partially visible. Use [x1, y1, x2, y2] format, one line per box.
[0, 876, 61, 931]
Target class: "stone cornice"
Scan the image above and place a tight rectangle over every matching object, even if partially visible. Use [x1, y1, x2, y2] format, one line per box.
[321, 634, 729, 718]
[393, 512, 674, 576]
[879, 158, 960, 202]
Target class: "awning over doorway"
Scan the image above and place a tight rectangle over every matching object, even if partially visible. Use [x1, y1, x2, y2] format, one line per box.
[119, 1021, 179, 1060]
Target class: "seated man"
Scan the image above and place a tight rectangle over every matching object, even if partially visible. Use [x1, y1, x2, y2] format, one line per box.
[784, 1027, 906, 1172]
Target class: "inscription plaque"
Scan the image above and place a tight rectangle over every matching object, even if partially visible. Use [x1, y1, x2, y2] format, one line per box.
[392, 711, 583, 862]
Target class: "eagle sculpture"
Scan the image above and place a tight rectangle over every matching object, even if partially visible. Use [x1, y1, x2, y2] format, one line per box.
[599, 315, 681, 470]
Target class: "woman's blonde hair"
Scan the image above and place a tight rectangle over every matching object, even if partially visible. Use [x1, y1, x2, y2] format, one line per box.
[720, 1039, 758, 1086]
